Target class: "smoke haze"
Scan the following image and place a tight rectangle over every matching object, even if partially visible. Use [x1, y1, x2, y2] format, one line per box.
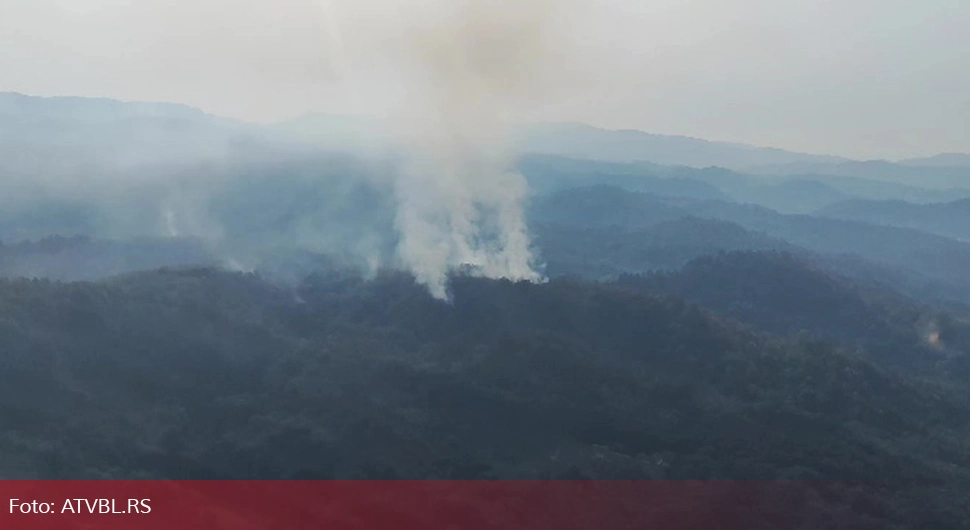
[321, 0, 576, 298]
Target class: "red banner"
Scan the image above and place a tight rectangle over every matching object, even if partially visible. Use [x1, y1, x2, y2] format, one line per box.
[0, 480, 858, 529]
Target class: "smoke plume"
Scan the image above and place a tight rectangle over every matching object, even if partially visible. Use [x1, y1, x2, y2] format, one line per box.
[324, 0, 572, 299]
[391, 1, 557, 299]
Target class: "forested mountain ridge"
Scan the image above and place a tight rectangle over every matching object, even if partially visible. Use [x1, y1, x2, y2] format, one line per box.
[520, 154, 970, 211]
[533, 185, 970, 306]
[616, 251, 970, 380]
[817, 197, 970, 241]
[534, 218, 792, 279]
[1, 269, 970, 528]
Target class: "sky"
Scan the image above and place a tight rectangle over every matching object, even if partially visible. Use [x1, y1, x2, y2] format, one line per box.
[0, 0, 967, 160]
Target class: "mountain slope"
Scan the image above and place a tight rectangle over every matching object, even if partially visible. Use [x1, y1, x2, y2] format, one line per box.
[536, 185, 970, 296]
[0, 269, 968, 526]
[534, 218, 791, 279]
[0, 92, 252, 176]
[519, 154, 727, 200]
[617, 251, 966, 375]
[817, 198, 970, 241]
[748, 160, 970, 190]
[520, 156, 970, 214]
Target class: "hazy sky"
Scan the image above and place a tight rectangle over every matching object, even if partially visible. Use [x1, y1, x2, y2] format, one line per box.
[1, 0, 967, 159]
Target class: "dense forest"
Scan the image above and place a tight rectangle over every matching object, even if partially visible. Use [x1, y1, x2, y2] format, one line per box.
[0, 266, 967, 526]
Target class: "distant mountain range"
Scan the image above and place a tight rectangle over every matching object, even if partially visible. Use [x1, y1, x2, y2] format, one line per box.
[0, 92, 257, 185]
[900, 153, 970, 167]
[3, 91, 967, 175]
[745, 160, 970, 189]
[270, 116, 970, 189]
[519, 155, 970, 213]
[0, 92, 211, 121]
[516, 121, 850, 168]
[532, 185, 970, 303]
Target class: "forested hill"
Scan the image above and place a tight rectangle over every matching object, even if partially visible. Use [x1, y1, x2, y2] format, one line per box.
[616, 251, 970, 377]
[534, 218, 792, 280]
[1, 269, 969, 526]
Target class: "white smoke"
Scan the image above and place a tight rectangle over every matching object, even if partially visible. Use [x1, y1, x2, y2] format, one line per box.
[390, 1, 556, 299]
[319, 0, 573, 299]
